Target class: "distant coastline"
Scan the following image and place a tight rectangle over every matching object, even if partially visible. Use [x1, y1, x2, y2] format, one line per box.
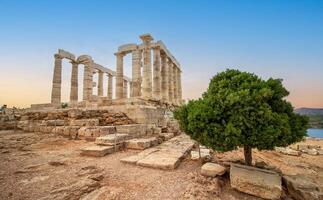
[295, 107, 323, 129]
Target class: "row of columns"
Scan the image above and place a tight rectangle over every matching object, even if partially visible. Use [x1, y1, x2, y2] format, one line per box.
[115, 38, 182, 105]
[51, 54, 118, 104]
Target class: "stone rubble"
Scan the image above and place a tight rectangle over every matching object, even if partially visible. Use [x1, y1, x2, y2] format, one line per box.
[201, 163, 226, 177]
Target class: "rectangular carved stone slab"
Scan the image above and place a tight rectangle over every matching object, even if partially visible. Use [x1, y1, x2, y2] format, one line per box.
[230, 163, 282, 200]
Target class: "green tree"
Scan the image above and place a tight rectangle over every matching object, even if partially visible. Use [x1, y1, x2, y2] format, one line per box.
[174, 69, 308, 165]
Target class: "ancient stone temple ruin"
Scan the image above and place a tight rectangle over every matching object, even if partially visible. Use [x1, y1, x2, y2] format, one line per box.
[41, 33, 182, 107]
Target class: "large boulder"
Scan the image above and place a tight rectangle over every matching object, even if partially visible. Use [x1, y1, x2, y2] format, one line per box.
[201, 163, 226, 177]
[230, 164, 282, 200]
[283, 175, 323, 200]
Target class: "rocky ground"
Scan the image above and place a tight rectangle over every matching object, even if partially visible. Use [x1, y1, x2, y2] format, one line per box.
[0, 130, 322, 200]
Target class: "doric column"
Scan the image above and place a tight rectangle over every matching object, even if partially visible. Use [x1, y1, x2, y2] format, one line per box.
[115, 52, 124, 99]
[160, 52, 168, 102]
[83, 60, 93, 101]
[51, 54, 63, 104]
[98, 70, 103, 96]
[168, 59, 174, 103]
[132, 48, 142, 97]
[69, 61, 78, 102]
[153, 46, 161, 99]
[178, 68, 182, 105]
[140, 34, 153, 99]
[129, 81, 133, 97]
[107, 73, 113, 100]
[173, 65, 178, 105]
[123, 79, 128, 98]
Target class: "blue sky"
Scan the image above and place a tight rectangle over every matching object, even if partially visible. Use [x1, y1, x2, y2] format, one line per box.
[0, 0, 322, 107]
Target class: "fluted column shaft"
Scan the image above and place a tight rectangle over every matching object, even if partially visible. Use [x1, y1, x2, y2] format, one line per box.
[115, 53, 124, 99]
[160, 53, 168, 102]
[168, 59, 174, 103]
[132, 49, 142, 97]
[107, 73, 113, 100]
[130, 81, 133, 97]
[178, 69, 182, 105]
[153, 47, 161, 99]
[123, 80, 128, 98]
[173, 65, 178, 105]
[83, 61, 93, 101]
[51, 54, 63, 104]
[70, 61, 78, 102]
[141, 41, 152, 98]
[98, 70, 103, 96]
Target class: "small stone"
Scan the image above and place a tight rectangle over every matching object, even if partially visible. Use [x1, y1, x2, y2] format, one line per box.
[201, 163, 226, 177]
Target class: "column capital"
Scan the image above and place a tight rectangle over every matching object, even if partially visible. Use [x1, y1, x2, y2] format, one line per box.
[54, 54, 63, 60]
[140, 33, 154, 43]
[114, 52, 126, 57]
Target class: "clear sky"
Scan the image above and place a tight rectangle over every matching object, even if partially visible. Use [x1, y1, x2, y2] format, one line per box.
[0, 0, 322, 108]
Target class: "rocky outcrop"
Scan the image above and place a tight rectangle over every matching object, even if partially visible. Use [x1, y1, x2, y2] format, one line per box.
[230, 164, 282, 200]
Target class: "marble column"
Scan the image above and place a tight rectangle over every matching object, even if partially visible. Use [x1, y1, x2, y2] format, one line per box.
[69, 61, 78, 102]
[132, 49, 142, 97]
[178, 68, 182, 105]
[123, 79, 128, 98]
[51, 54, 63, 104]
[140, 34, 153, 99]
[173, 65, 178, 105]
[153, 46, 161, 99]
[82, 60, 93, 101]
[129, 81, 133, 97]
[115, 52, 124, 99]
[168, 59, 174, 103]
[160, 52, 168, 102]
[98, 70, 103, 96]
[107, 73, 113, 100]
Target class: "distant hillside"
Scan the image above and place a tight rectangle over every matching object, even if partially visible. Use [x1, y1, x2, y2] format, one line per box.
[295, 108, 323, 129]
[294, 107, 323, 116]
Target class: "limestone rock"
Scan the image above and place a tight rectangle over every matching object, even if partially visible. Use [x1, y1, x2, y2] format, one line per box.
[201, 163, 226, 177]
[283, 175, 323, 200]
[125, 137, 158, 150]
[95, 134, 128, 146]
[230, 164, 282, 200]
[159, 132, 174, 141]
[303, 148, 318, 155]
[80, 145, 121, 157]
[275, 147, 300, 156]
[191, 148, 211, 160]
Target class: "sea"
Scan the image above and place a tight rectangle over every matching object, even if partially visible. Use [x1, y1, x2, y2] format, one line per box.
[307, 129, 323, 138]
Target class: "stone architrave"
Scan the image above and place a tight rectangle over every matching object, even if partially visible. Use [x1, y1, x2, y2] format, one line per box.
[123, 79, 128, 98]
[51, 54, 63, 104]
[132, 48, 142, 97]
[140, 34, 153, 99]
[115, 52, 124, 99]
[160, 52, 169, 102]
[153, 46, 161, 99]
[107, 73, 113, 100]
[97, 70, 103, 96]
[168, 59, 174, 103]
[69, 61, 78, 102]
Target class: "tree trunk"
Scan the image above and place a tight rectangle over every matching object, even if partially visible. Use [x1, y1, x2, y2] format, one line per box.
[243, 146, 252, 166]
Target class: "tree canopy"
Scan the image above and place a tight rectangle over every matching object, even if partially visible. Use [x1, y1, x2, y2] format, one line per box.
[174, 69, 308, 164]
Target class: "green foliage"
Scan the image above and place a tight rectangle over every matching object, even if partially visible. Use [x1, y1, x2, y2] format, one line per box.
[61, 102, 68, 109]
[174, 69, 309, 153]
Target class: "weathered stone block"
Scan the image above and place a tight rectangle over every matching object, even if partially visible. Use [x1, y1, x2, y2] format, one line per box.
[159, 132, 174, 141]
[70, 119, 99, 126]
[95, 134, 128, 146]
[116, 124, 145, 136]
[230, 164, 282, 200]
[125, 137, 158, 150]
[283, 175, 323, 200]
[80, 145, 116, 157]
[275, 147, 300, 156]
[201, 163, 226, 177]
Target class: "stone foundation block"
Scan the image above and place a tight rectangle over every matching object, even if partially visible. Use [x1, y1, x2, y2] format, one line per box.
[70, 119, 99, 126]
[125, 137, 158, 150]
[80, 145, 121, 157]
[230, 164, 282, 200]
[95, 134, 128, 146]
